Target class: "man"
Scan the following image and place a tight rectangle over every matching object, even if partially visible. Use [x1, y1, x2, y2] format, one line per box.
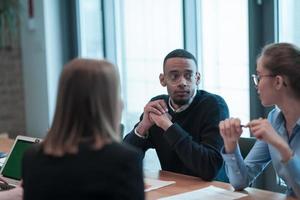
[124, 49, 229, 180]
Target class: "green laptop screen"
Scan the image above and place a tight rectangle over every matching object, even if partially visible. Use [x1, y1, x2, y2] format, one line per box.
[2, 140, 34, 180]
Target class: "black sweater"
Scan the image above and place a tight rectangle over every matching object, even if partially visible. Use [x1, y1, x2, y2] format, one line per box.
[22, 142, 144, 200]
[124, 90, 229, 181]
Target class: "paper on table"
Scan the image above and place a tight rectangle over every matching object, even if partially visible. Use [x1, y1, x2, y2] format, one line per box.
[144, 178, 176, 192]
[158, 185, 247, 200]
[0, 157, 6, 168]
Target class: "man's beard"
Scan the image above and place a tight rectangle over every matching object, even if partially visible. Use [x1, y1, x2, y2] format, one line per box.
[172, 98, 190, 106]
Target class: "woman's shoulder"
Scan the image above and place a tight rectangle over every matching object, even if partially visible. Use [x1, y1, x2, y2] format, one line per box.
[105, 142, 143, 158]
[97, 143, 142, 166]
[267, 106, 282, 123]
[22, 143, 43, 169]
[24, 143, 42, 158]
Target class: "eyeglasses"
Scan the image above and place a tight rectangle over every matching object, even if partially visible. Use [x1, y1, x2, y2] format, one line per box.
[166, 72, 197, 84]
[251, 74, 275, 86]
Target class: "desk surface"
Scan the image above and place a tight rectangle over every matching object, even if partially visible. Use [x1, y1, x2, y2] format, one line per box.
[0, 139, 296, 199]
[145, 170, 296, 200]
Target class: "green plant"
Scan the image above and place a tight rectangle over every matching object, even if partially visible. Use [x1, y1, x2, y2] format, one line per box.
[0, 0, 20, 49]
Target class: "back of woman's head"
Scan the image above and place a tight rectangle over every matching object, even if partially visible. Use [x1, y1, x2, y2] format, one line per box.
[44, 58, 121, 156]
[260, 42, 300, 98]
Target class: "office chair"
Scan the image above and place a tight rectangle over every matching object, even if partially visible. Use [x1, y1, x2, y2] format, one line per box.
[215, 137, 256, 183]
[238, 137, 286, 193]
[238, 137, 256, 159]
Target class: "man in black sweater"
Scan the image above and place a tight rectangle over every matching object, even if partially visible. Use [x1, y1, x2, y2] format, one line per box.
[124, 49, 229, 181]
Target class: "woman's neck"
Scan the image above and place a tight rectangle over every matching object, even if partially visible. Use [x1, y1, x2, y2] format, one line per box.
[278, 97, 300, 135]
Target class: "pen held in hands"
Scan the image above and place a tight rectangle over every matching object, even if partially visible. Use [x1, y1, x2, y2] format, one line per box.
[240, 124, 249, 128]
[240, 124, 263, 140]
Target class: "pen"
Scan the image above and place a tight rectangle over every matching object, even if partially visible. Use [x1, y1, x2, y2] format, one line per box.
[240, 124, 249, 128]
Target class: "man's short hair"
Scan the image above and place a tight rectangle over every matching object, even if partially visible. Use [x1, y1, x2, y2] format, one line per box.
[163, 49, 197, 68]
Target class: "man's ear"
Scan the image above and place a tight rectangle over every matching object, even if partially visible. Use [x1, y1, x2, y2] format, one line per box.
[159, 73, 167, 87]
[195, 72, 201, 86]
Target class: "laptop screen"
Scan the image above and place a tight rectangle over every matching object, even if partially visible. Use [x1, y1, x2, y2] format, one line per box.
[1, 140, 34, 180]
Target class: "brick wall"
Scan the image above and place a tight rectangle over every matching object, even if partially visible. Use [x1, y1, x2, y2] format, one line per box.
[0, 47, 26, 138]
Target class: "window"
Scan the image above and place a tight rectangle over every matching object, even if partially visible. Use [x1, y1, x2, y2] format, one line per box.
[116, 0, 183, 170]
[77, 0, 104, 58]
[199, 0, 250, 136]
[278, 0, 300, 46]
[117, 0, 184, 133]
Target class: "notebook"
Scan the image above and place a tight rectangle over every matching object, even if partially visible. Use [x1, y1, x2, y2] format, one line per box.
[0, 135, 41, 188]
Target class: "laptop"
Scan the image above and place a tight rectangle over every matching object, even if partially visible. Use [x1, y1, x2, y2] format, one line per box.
[0, 135, 41, 189]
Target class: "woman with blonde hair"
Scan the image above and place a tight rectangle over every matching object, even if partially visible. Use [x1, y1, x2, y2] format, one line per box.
[21, 59, 144, 200]
[219, 43, 300, 198]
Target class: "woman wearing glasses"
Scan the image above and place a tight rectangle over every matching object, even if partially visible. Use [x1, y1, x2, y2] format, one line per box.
[21, 59, 144, 200]
[219, 43, 300, 198]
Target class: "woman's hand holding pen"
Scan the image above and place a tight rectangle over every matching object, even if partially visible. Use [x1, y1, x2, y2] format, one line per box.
[247, 118, 277, 143]
[219, 117, 277, 153]
[219, 118, 244, 154]
[220, 117, 293, 162]
[248, 118, 293, 162]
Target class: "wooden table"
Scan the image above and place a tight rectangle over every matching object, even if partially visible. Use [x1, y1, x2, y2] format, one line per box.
[145, 170, 297, 200]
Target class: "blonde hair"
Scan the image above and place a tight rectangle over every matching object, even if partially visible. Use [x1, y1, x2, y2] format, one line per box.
[43, 58, 121, 156]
